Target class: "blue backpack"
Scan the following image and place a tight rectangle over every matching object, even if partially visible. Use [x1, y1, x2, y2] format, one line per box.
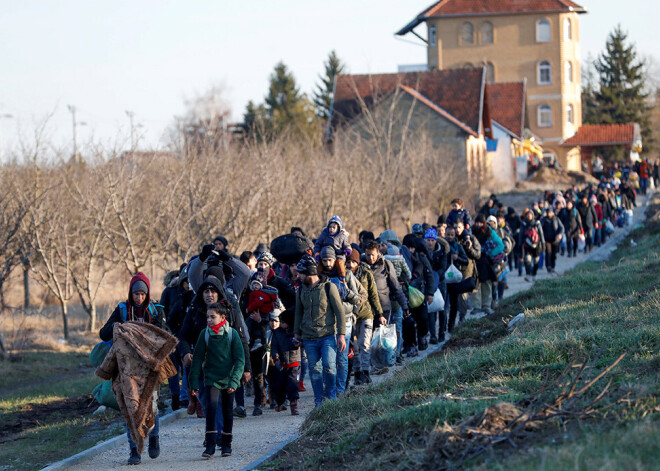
[327, 277, 349, 301]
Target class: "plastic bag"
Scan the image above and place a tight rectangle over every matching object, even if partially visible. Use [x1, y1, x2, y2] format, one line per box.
[89, 341, 111, 368]
[370, 324, 396, 369]
[577, 234, 586, 252]
[427, 288, 445, 312]
[605, 219, 615, 235]
[93, 380, 119, 410]
[445, 262, 463, 284]
[407, 285, 425, 308]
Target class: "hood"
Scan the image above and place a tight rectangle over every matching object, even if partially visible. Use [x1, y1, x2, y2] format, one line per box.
[129, 272, 151, 307]
[196, 276, 226, 306]
[328, 215, 343, 231]
[378, 229, 401, 247]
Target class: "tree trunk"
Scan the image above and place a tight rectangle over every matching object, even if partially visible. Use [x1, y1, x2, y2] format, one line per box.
[59, 299, 69, 340]
[88, 303, 97, 333]
[23, 264, 30, 309]
[0, 333, 8, 360]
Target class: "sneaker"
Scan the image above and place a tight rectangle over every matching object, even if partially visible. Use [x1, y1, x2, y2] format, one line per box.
[252, 406, 263, 416]
[233, 406, 247, 418]
[250, 340, 263, 352]
[128, 448, 141, 465]
[429, 336, 438, 345]
[298, 380, 306, 392]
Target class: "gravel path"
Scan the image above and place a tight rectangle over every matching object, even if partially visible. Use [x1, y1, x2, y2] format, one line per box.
[66, 195, 649, 470]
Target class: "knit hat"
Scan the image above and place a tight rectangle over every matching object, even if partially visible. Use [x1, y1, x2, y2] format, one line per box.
[348, 248, 361, 264]
[320, 246, 336, 260]
[205, 265, 225, 283]
[328, 215, 343, 230]
[296, 254, 318, 276]
[257, 251, 275, 267]
[250, 279, 263, 291]
[436, 214, 446, 226]
[475, 214, 487, 224]
[486, 215, 498, 226]
[213, 235, 228, 248]
[424, 228, 438, 240]
[131, 280, 148, 294]
[378, 230, 401, 247]
[412, 224, 424, 235]
[387, 244, 400, 256]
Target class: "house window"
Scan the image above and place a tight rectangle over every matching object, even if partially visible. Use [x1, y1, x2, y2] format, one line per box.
[463, 62, 474, 69]
[567, 104, 574, 124]
[461, 22, 474, 45]
[564, 18, 572, 41]
[565, 61, 573, 83]
[429, 25, 437, 46]
[485, 62, 495, 82]
[481, 22, 493, 44]
[536, 19, 551, 42]
[538, 60, 552, 84]
[538, 104, 553, 127]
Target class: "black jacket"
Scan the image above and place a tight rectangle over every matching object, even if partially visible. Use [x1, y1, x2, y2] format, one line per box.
[99, 302, 167, 342]
[558, 207, 583, 239]
[161, 283, 193, 336]
[577, 202, 598, 230]
[540, 215, 565, 244]
[410, 251, 435, 297]
[270, 327, 301, 365]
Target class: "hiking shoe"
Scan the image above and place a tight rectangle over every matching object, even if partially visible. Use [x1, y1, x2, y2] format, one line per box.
[171, 394, 180, 411]
[362, 371, 372, 384]
[148, 436, 160, 459]
[250, 340, 263, 352]
[233, 406, 247, 418]
[429, 336, 438, 345]
[128, 447, 141, 465]
[298, 380, 306, 392]
[252, 406, 263, 416]
[353, 371, 363, 386]
[290, 400, 299, 416]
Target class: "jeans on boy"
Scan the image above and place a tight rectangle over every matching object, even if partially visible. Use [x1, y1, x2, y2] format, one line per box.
[304, 335, 337, 406]
[335, 317, 353, 396]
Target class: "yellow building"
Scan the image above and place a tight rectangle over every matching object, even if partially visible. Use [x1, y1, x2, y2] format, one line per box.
[397, 0, 586, 170]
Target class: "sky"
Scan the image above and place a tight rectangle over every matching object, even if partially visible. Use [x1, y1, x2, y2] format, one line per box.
[1, 0, 658, 159]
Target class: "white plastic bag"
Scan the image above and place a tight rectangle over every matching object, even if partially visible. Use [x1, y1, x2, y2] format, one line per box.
[427, 288, 445, 312]
[577, 234, 586, 252]
[371, 324, 397, 369]
[445, 262, 463, 284]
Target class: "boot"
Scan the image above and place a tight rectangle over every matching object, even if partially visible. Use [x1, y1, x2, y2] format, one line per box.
[195, 398, 205, 418]
[290, 400, 299, 415]
[202, 431, 217, 459]
[148, 436, 160, 459]
[220, 432, 233, 457]
[298, 380, 306, 392]
[362, 371, 372, 384]
[187, 394, 197, 415]
[127, 447, 141, 465]
[353, 371, 363, 386]
[171, 394, 180, 411]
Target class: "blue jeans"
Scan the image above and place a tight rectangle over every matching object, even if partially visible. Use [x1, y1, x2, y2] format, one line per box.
[336, 318, 352, 396]
[304, 335, 337, 406]
[127, 410, 159, 449]
[167, 359, 189, 402]
[389, 308, 403, 355]
[198, 373, 222, 433]
[300, 348, 308, 382]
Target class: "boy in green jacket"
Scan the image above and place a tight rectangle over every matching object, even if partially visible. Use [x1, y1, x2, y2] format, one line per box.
[190, 301, 245, 459]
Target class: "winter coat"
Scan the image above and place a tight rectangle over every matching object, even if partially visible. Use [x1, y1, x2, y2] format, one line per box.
[519, 219, 546, 255]
[190, 323, 244, 391]
[577, 202, 598, 231]
[558, 207, 582, 239]
[96, 322, 177, 454]
[177, 277, 251, 373]
[270, 327, 301, 366]
[457, 233, 481, 280]
[409, 251, 435, 297]
[446, 208, 472, 231]
[540, 215, 565, 244]
[428, 239, 449, 282]
[447, 239, 469, 277]
[161, 284, 193, 337]
[353, 262, 383, 322]
[363, 255, 409, 313]
[475, 227, 504, 283]
[294, 276, 345, 340]
[314, 225, 351, 261]
[384, 254, 412, 282]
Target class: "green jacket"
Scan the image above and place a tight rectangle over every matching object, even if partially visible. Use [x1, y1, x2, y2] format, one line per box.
[294, 276, 345, 340]
[354, 263, 383, 322]
[190, 324, 245, 391]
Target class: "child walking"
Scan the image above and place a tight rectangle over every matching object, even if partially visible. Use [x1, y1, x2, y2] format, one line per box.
[190, 301, 245, 459]
[269, 310, 301, 415]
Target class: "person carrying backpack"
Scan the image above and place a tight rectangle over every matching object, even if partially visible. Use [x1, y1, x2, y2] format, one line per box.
[519, 209, 545, 282]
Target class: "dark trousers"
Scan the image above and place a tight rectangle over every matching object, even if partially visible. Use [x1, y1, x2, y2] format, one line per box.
[271, 366, 300, 405]
[447, 278, 475, 332]
[402, 303, 428, 347]
[567, 236, 579, 256]
[545, 242, 559, 270]
[250, 347, 265, 408]
[204, 387, 234, 434]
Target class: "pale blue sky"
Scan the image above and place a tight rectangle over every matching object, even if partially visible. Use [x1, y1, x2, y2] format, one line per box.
[1, 0, 658, 158]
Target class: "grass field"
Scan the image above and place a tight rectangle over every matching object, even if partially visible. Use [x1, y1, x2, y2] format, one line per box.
[267, 207, 660, 470]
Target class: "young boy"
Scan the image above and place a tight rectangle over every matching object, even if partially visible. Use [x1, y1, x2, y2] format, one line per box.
[190, 301, 245, 459]
[313, 215, 351, 278]
[245, 277, 279, 351]
[269, 310, 301, 415]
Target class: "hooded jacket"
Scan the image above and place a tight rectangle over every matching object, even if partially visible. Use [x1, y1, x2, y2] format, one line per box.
[99, 272, 167, 342]
[363, 254, 409, 314]
[313, 216, 351, 261]
[190, 323, 245, 391]
[294, 276, 346, 340]
[353, 262, 384, 322]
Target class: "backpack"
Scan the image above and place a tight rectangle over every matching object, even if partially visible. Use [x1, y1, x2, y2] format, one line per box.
[502, 232, 515, 255]
[327, 277, 349, 301]
[204, 326, 233, 345]
[118, 301, 162, 323]
[523, 227, 540, 250]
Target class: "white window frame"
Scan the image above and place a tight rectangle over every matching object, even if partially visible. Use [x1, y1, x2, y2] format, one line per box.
[564, 18, 572, 41]
[461, 22, 474, 45]
[538, 104, 553, 127]
[566, 104, 574, 125]
[538, 60, 552, 84]
[429, 25, 437, 46]
[536, 19, 551, 42]
[565, 61, 573, 83]
[481, 21, 494, 44]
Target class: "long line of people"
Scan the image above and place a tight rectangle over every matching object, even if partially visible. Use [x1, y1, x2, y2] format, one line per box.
[99, 174, 639, 464]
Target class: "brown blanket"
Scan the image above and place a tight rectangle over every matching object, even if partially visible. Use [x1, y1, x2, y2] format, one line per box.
[96, 322, 177, 453]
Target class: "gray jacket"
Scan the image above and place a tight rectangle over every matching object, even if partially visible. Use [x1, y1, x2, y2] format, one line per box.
[363, 254, 409, 314]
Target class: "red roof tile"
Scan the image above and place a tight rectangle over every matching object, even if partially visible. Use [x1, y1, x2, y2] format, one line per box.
[332, 68, 486, 135]
[561, 123, 640, 147]
[486, 82, 525, 138]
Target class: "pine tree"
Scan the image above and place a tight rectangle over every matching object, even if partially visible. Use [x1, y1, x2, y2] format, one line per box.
[265, 62, 302, 121]
[313, 50, 346, 119]
[584, 26, 654, 153]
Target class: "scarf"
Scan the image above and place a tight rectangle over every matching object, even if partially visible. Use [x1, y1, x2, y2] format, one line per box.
[209, 318, 227, 334]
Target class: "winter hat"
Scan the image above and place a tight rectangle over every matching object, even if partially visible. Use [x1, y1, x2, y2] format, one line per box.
[348, 248, 361, 264]
[387, 244, 400, 256]
[378, 230, 401, 247]
[257, 251, 275, 267]
[213, 235, 228, 248]
[250, 279, 263, 291]
[328, 215, 343, 230]
[296, 254, 318, 276]
[269, 311, 280, 322]
[131, 280, 148, 294]
[320, 246, 336, 260]
[412, 224, 424, 235]
[486, 215, 498, 226]
[436, 214, 446, 226]
[424, 228, 438, 240]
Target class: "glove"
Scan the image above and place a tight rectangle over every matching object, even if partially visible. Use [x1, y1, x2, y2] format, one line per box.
[216, 249, 231, 262]
[344, 247, 352, 257]
[200, 244, 214, 262]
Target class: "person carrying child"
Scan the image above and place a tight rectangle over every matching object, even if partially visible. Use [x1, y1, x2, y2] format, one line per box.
[190, 301, 245, 459]
[313, 215, 351, 279]
[269, 310, 301, 415]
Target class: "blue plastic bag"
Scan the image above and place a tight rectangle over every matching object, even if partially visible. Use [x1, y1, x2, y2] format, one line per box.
[538, 252, 544, 268]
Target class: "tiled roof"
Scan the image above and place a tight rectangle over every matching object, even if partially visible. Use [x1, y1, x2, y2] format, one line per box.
[331, 68, 486, 136]
[486, 82, 525, 138]
[561, 123, 639, 147]
[397, 0, 585, 35]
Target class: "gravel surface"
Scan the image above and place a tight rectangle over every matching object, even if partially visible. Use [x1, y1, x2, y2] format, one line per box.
[66, 195, 649, 470]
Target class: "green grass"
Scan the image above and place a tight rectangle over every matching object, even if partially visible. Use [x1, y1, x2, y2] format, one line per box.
[0, 350, 92, 393]
[267, 222, 660, 470]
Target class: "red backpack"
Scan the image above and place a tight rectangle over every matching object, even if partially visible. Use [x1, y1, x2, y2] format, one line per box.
[524, 227, 540, 250]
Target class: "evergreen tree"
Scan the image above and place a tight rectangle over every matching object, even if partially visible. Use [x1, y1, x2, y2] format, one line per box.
[584, 26, 654, 153]
[265, 62, 302, 121]
[313, 50, 346, 119]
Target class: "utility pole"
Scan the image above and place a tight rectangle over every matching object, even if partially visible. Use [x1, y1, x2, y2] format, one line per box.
[67, 105, 86, 164]
[0, 111, 15, 163]
[125, 110, 136, 152]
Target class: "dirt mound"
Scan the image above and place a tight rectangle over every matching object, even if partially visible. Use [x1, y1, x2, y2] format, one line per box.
[528, 166, 599, 186]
